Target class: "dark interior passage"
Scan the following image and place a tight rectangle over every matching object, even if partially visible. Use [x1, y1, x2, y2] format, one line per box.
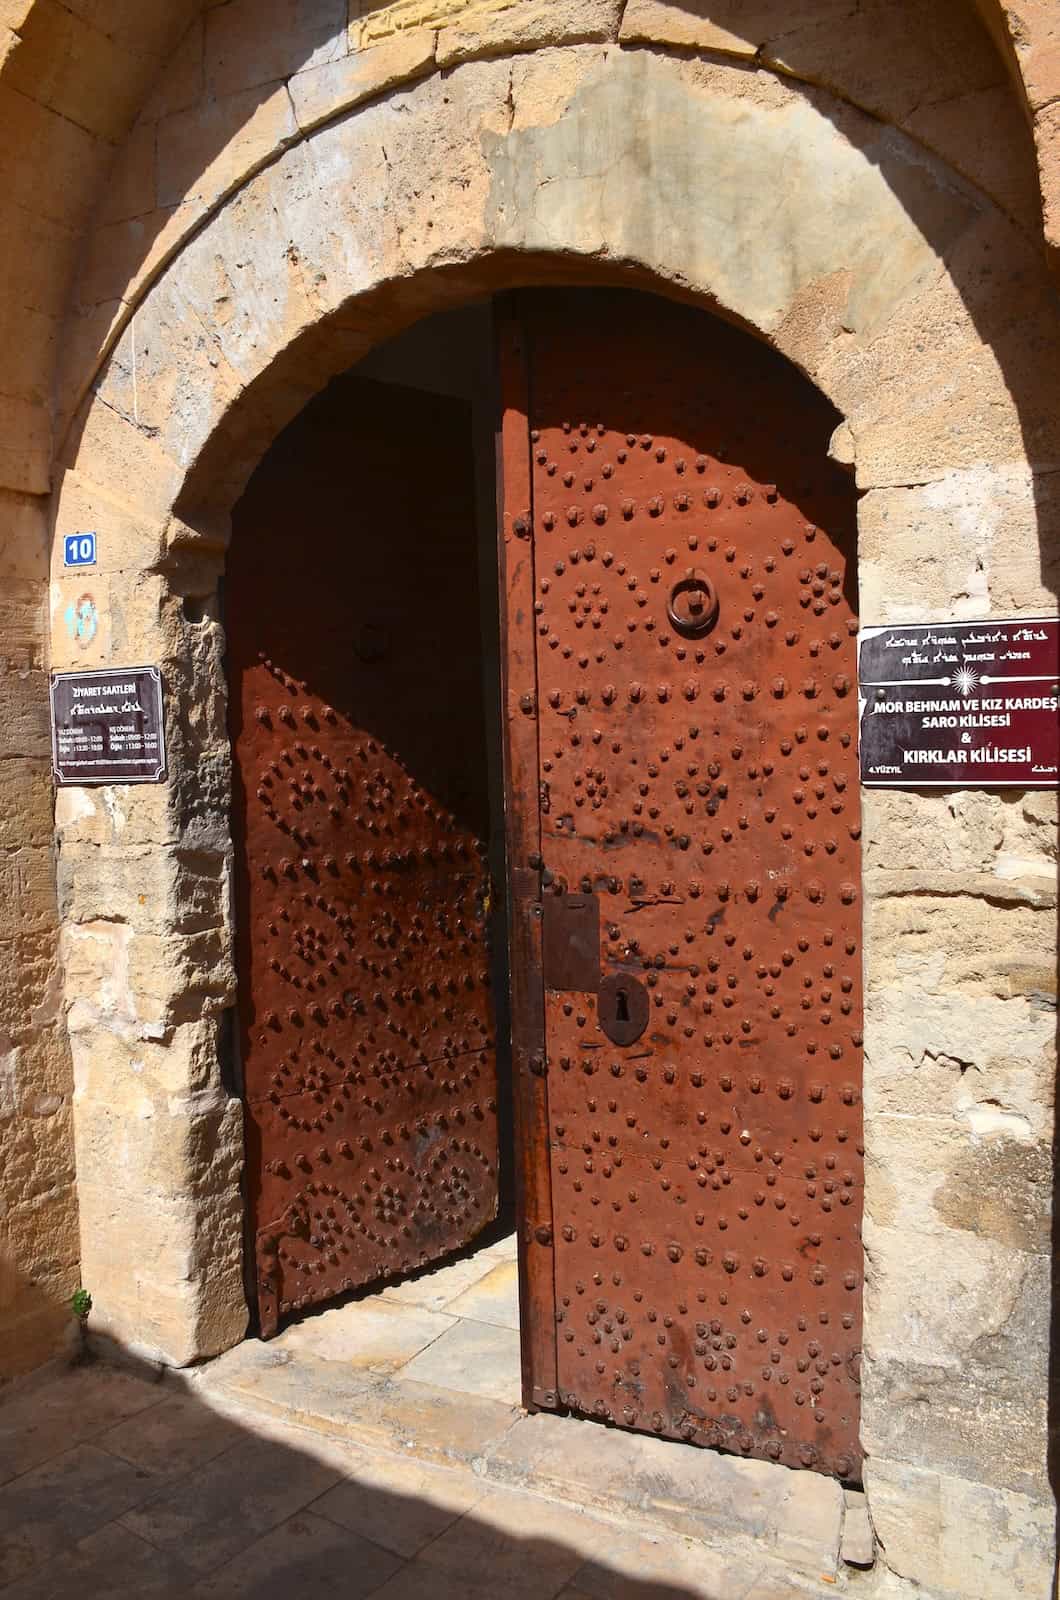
[355, 300, 513, 1192]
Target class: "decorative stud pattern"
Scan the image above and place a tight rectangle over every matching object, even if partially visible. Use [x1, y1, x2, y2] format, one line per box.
[521, 293, 864, 1479]
[230, 377, 499, 1339]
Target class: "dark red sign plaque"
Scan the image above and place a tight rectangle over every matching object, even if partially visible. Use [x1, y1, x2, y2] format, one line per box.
[50, 666, 167, 785]
[858, 618, 1059, 788]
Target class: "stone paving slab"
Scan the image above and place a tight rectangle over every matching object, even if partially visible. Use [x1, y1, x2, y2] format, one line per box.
[0, 1442, 158, 1585]
[189, 1509, 402, 1599]
[481, 1227, 519, 1260]
[359, 1378, 522, 1467]
[271, 1298, 456, 1374]
[412, 1482, 597, 1597]
[312, 1451, 486, 1558]
[98, 1390, 245, 1480]
[486, 1407, 844, 1580]
[118, 1430, 342, 1576]
[0, 1521, 192, 1600]
[399, 1315, 524, 1404]
[198, 1346, 377, 1434]
[0, 1365, 166, 1485]
[375, 1251, 500, 1313]
[570, 1523, 757, 1600]
[367, 1566, 499, 1600]
[442, 1258, 522, 1330]
[201, 1345, 524, 1469]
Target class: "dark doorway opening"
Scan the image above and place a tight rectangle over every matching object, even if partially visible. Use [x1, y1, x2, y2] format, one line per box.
[227, 301, 512, 1340]
[354, 301, 513, 1205]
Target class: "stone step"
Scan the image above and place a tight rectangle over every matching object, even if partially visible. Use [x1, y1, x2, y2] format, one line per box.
[195, 1337, 846, 1587]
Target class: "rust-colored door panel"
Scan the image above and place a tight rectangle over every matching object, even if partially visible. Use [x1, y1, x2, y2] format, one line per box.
[501, 291, 864, 1478]
[229, 376, 498, 1338]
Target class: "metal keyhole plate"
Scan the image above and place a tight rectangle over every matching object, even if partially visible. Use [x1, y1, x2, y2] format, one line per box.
[598, 972, 650, 1045]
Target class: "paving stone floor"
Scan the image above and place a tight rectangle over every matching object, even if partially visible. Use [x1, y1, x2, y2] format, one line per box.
[0, 1227, 887, 1599]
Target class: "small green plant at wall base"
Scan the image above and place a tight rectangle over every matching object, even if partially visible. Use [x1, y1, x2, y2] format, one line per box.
[70, 1288, 92, 1323]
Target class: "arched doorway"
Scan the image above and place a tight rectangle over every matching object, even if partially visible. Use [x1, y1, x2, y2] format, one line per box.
[227, 287, 863, 1479]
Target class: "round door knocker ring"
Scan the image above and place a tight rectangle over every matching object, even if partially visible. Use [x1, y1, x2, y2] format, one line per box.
[667, 570, 719, 638]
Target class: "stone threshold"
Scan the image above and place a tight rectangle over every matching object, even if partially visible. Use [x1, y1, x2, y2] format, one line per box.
[192, 1333, 870, 1594]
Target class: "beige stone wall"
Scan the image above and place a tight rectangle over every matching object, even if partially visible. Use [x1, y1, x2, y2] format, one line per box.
[57, 0, 1048, 437]
[41, 14, 1060, 1594]
[0, 0, 203, 1385]
[0, 488, 78, 1380]
[0, 1, 1057, 1594]
[977, 0, 1060, 269]
[0, 0, 231, 1386]
[0, 1, 1051, 480]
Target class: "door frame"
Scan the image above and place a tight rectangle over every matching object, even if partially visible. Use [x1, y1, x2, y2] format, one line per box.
[495, 298, 559, 1410]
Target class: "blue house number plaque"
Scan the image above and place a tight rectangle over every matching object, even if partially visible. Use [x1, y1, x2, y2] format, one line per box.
[63, 532, 97, 567]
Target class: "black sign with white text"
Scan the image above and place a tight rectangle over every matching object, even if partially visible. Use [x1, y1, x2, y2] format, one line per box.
[50, 666, 167, 785]
[858, 618, 1059, 788]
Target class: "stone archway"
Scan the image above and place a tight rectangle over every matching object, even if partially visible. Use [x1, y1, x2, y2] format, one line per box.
[50, 42, 1059, 1593]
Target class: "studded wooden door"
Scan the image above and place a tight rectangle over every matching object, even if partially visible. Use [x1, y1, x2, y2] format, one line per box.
[500, 292, 864, 1478]
[229, 374, 498, 1338]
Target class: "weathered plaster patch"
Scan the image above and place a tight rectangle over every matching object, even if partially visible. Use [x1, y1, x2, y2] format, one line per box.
[860, 461, 1058, 623]
[959, 1101, 1034, 1140]
[99, 789, 128, 837]
[54, 787, 97, 827]
[0, 1040, 18, 1122]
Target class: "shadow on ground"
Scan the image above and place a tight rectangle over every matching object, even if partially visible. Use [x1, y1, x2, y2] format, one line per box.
[0, 1330, 786, 1600]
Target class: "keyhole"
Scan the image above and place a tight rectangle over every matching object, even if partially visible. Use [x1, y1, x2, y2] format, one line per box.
[599, 973, 647, 1045]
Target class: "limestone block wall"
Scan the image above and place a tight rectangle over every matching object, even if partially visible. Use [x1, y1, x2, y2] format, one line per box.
[857, 478, 1058, 1591]
[0, 489, 78, 1380]
[57, 0, 1048, 438]
[979, 0, 1060, 268]
[0, 2, 199, 495]
[0, 0, 208, 1385]
[38, 13, 1059, 1593]
[0, 1, 1056, 1593]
